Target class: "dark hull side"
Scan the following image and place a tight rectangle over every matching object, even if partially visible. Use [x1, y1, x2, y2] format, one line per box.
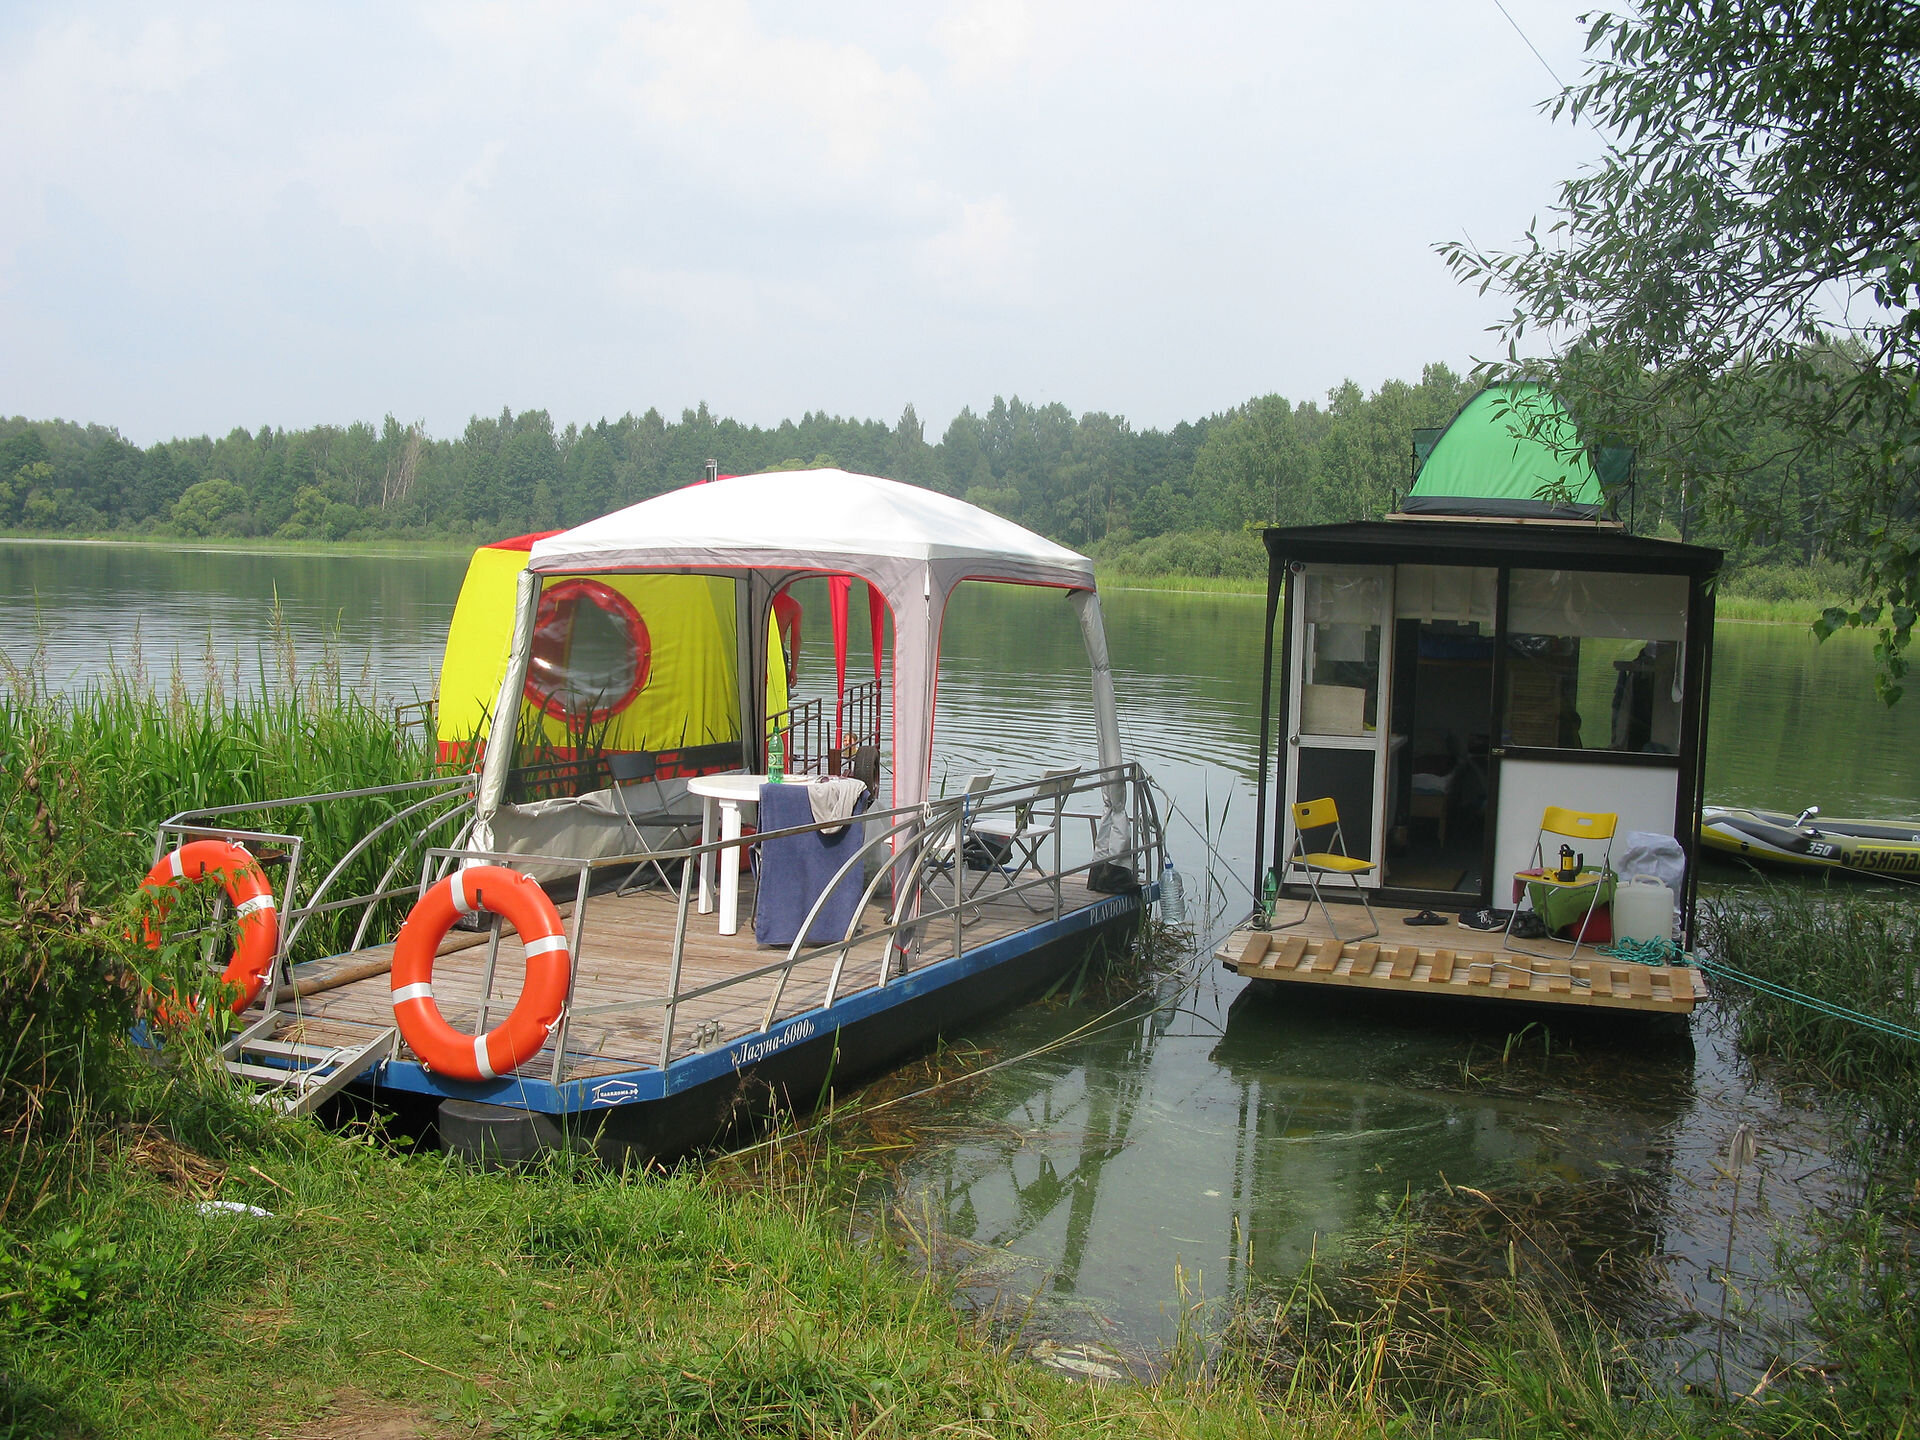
[1229, 965, 1696, 1043]
[394, 904, 1143, 1166]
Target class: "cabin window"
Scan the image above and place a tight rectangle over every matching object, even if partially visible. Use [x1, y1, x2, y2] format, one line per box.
[1300, 571, 1383, 733]
[525, 578, 653, 726]
[1503, 570, 1688, 754]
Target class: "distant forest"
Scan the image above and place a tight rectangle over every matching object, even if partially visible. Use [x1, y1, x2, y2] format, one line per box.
[0, 364, 1848, 579]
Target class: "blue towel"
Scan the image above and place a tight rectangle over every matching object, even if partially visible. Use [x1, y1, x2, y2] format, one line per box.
[754, 782, 870, 946]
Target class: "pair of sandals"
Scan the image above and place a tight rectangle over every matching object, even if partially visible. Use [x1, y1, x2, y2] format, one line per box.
[1410, 907, 1553, 937]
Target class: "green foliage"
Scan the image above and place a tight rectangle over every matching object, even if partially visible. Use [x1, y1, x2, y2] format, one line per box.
[1442, 1, 1920, 701]
[0, 645, 444, 1134]
[168, 476, 247, 536]
[0, 727, 156, 1133]
[1702, 886, 1920, 1101]
[0, 366, 1475, 561]
[0, 1223, 121, 1331]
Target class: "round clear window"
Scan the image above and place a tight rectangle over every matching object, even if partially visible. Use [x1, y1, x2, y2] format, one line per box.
[524, 579, 651, 726]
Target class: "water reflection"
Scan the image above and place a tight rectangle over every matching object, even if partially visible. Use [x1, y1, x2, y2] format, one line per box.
[1209, 985, 1694, 1291]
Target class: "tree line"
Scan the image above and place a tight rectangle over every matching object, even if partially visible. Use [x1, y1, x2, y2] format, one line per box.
[0, 361, 1871, 578]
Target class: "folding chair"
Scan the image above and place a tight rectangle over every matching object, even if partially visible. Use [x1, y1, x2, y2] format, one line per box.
[920, 770, 996, 911]
[1275, 796, 1379, 942]
[1504, 805, 1617, 961]
[973, 766, 1080, 913]
[607, 751, 700, 896]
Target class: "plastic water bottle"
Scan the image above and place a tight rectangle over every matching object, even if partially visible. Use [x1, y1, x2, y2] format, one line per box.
[767, 731, 784, 784]
[1160, 857, 1185, 926]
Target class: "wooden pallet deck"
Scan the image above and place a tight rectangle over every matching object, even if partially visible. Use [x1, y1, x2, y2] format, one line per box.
[1220, 902, 1704, 1015]
[271, 873, 1100, 1080]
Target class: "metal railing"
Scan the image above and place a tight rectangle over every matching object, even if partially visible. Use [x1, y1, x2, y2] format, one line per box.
[152, 761, 1162, 1090]
[530, 762, 1160, 1081]
[155, 774, 480, 1025]
[767, 679, 883, 778]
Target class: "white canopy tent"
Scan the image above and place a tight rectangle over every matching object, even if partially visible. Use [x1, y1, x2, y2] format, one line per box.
[473, 469, 1129, 856]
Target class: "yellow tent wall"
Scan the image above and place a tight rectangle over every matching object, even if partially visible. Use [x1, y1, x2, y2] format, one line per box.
[437, 544, 741, 758]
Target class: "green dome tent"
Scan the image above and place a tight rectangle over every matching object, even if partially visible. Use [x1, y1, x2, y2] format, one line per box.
[1405, 382, 1628, 519]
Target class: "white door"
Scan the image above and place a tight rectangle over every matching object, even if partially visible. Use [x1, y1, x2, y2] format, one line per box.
[1283, 564, 1394, 887]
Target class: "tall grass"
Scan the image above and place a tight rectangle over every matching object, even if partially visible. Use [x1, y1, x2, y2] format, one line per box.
[0, 623, 447, 1138]
[1702, 885, 1920, 1100]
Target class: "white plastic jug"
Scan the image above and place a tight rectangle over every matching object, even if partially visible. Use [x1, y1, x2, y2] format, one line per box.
[1612, 874, 1675, 944]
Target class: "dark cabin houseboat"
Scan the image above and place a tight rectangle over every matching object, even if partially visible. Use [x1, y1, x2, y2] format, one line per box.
[1219, 385, 1719, 1017]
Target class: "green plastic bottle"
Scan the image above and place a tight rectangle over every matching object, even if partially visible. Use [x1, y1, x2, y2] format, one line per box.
[768, 730, 784, 784]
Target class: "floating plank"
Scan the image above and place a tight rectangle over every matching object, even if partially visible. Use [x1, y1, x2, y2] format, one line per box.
[1214, 912, 1700, 1016]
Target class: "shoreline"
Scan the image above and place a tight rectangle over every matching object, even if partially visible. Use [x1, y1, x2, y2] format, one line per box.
[3, 531, 1846, 627]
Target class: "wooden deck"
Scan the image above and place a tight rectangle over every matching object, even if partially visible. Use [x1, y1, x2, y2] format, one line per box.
[269, 872, 1102, 1081]
[1220, 901, 1704, 1015]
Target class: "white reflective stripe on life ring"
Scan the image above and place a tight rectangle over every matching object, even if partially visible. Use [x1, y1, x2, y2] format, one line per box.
[168, 849, 185, 880]
[523, 933, 568, 958]
[473, 1034, 496, 1081]
[449, 870, 474, 915]
[235, 893, 276, 919]
[391, 982, 434, 1004]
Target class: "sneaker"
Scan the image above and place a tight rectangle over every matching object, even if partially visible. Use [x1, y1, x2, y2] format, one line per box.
[1510, 912, 1550, 940]
[1457, 908, 1509, 931]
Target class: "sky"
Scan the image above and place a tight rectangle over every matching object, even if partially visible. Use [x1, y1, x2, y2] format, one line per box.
[0, 1, 1606, 445]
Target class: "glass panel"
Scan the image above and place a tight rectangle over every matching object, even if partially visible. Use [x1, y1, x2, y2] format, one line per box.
[1294, 746, 1377, 866]
[1504, 570, 1687, 754]
[1384, 599, 1494, 893]
[1300, 572, 1382, 734]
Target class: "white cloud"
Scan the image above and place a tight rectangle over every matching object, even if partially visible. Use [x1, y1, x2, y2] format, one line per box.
[937, 0, 1033, 86]
[594, 1, 932, 204]
[919, 195, 1029, 301]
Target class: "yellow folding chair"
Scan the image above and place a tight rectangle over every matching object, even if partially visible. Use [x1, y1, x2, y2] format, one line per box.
[1504, 805, 1617, 961]
[1276, 796, 1379, 942]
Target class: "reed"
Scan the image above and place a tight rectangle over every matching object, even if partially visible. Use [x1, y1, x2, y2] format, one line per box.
[1701, 885, 1920, 1104]
[0, 631, 445, 1133]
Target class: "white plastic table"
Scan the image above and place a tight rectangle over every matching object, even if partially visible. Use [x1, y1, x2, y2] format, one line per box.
[687, 773, 768, 936]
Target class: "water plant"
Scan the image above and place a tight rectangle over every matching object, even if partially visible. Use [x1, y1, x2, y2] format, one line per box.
[1701, 882, 1920, 1127]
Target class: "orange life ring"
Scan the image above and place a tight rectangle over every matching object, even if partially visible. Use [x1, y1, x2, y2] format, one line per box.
[139, 840, 279, 1014]
[389, 866, 570, 1082]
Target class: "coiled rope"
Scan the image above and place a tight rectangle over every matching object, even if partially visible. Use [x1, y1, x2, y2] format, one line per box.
[1603, 934, 1920, 1047]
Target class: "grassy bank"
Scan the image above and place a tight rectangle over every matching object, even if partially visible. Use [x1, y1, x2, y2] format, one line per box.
[1091, 569, 1854, 624]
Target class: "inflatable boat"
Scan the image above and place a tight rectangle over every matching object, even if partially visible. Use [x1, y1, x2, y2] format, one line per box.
[1700, 805, 1920, 876]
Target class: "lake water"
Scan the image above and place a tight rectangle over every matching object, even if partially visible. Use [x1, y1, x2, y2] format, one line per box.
[6, 538, 1918, 1381]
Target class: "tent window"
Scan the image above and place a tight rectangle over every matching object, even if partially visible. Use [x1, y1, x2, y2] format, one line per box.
[1503, 570, 1687, 754]
[525, 579, 652, 726]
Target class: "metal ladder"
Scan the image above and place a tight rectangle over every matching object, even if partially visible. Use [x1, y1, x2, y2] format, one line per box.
[220, 1012, 399, 1116]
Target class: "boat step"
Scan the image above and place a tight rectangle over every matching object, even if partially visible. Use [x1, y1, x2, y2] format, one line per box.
[220, 1027, 398, 1117]
[240, 1037, 355, 1062]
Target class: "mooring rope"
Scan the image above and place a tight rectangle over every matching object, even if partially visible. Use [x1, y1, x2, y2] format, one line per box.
[1603, 934, 1920, 1047]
